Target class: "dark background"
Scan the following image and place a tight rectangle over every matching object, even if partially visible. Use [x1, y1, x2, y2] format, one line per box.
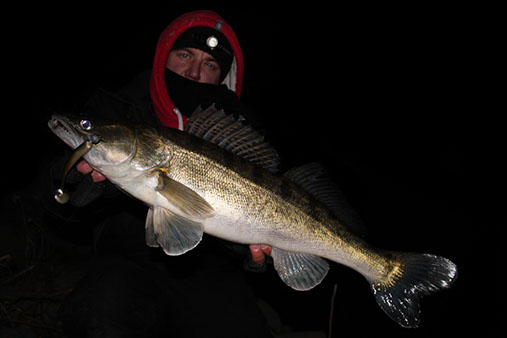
[2, 3, 499, 337]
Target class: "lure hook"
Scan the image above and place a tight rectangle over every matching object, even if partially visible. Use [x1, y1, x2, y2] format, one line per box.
[54, 140, 94, 204]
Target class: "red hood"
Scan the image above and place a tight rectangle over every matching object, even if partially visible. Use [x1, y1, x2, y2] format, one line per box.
[150, 10, 244, 129]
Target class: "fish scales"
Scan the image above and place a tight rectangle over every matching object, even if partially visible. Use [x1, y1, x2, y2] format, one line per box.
[99, 123, 404, 281]
[162, 129, 382, 273]
[48, 110, 457, 328]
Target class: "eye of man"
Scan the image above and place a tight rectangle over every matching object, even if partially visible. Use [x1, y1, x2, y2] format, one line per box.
[205, 61, 219, 71]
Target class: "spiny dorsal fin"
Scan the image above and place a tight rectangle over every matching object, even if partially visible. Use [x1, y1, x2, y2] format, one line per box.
[284, 163, 367, 237]
[185, 105, 280, 172]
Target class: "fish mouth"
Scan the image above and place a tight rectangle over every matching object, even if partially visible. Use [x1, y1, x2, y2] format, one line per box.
[48, 115, 85, 150]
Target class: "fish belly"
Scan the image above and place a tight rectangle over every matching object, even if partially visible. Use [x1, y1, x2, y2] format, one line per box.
[200, 208, 343, 262]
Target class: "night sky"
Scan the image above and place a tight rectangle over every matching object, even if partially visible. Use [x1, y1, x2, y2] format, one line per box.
[3, 4, 498, 337]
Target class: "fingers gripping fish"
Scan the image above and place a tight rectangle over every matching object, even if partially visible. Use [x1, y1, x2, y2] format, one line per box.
[48, 106, 457, 328]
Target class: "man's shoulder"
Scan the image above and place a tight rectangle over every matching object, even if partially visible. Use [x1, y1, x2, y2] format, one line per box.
[115, 70, 152, 101]
[84, 70, 158, 125]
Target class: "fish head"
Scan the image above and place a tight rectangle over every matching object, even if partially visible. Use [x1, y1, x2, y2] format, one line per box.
[48, 114, 136, 169]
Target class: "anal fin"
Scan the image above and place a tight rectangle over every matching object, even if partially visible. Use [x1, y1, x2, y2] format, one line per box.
[271, 247, 329, 291]
[145, 206, 204, 256]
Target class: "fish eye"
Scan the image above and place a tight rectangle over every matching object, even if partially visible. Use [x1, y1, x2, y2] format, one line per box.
[80, 120, 93, 131]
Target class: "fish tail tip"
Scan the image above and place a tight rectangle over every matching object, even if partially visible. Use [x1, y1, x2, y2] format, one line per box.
[370, 253, 457, 328]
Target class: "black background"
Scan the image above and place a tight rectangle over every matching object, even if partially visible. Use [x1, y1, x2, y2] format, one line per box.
[2, 3, 499, 337]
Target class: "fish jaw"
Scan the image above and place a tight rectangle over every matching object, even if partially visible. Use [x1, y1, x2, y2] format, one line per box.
[48, 115, 86, 150]
[49, 114, 146, 177]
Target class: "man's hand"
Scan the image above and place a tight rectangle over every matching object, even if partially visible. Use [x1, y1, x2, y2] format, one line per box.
[249, 244, 272, 265]
[76, 160, 106, 182]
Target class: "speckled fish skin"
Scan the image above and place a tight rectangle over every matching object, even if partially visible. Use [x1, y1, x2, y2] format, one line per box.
[48, 112, 457, 328]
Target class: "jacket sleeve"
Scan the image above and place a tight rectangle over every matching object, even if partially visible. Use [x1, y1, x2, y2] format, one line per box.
[83, 71, 160, 125]
[42, 74, 156, 220]
[37, 148, 119, 239]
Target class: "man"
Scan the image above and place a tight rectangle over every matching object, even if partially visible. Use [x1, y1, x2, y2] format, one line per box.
[77, 10, 272, 265]
[49, 10, 273, 337]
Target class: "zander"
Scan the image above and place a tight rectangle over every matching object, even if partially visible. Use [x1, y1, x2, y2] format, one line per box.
[48, 106, 457, 328]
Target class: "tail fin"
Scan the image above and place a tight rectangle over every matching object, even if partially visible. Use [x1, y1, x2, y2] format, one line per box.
[370, 253, 457, 328]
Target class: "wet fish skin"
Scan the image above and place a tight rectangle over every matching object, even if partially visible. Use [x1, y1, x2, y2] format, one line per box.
[48, 110, 457, 328]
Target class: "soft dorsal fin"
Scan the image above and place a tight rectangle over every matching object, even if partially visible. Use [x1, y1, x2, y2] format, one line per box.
[284, 163, 367, 237]
[185, 105, 280, 172]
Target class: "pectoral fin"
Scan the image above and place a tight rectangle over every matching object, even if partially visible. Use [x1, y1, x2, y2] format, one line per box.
[271, 247, 329, 291]
[145, 206, 204, 256]
[154, 169, 214, 218]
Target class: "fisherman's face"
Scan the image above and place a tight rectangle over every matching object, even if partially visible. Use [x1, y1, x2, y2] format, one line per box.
[166, 48, 222, 85]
